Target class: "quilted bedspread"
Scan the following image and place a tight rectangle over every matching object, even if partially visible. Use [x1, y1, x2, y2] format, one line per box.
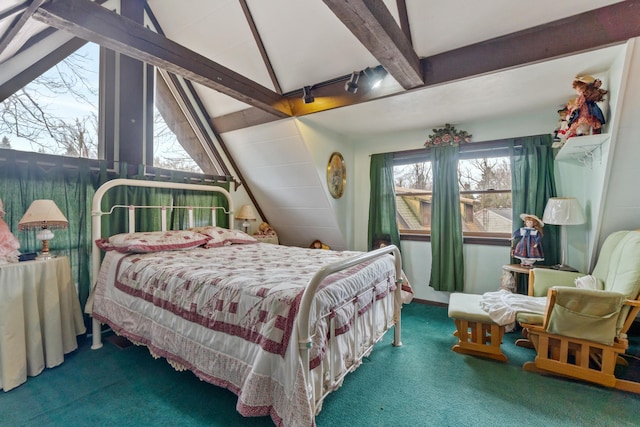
[90, 243, 397, 426]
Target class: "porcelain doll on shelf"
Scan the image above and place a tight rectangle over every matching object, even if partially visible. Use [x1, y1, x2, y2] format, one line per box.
[566, 75, 607, 138]
[511, 214, 544, 267]
[0, 198, 20, 264]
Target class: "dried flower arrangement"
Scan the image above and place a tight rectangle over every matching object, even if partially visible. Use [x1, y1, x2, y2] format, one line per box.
[424, 124, 472, 147]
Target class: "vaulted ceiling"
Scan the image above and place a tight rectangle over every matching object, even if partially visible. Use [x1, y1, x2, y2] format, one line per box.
[1, 0, 639, 137]
[1, 0, 639, 249]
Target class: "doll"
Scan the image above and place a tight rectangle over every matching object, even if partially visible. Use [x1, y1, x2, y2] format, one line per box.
[566, 75, 607, 138]
[552, 105, 570, 148]
[0, 198, 21, 264]
[309, 239, 330, 250]
[511, 214, 544, 266]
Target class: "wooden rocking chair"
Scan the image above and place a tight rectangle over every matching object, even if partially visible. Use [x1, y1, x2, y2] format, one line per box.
[520, 230, 640, 393]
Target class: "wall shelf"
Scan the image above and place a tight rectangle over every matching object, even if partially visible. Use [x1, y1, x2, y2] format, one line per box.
[554, 134, 610, 162]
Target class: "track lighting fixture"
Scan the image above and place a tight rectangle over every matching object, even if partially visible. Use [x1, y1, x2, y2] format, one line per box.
[302, 86, 315, 104]
[363, 65, 388, 89]
[344, 71, 360, 94]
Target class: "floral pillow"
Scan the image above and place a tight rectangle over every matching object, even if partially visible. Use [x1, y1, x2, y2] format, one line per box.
[191, 226, 258, 247]
[96, 230, 209, 253]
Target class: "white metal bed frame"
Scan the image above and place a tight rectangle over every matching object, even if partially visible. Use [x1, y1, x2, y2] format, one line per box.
[89, 178, 403, 418]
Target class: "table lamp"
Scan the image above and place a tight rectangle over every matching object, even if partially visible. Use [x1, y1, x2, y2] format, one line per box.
[18, 199, 68, 260]
[236, 205, 256, 234]
[542, 197, 585, 270]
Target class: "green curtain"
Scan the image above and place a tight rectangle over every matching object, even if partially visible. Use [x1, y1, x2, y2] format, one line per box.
[429, 144, 464, 292]
[0, 154, 95, 314]
[511, 134, 559, 277]
[0, 156, 232, 330]
[170, 176, 230, 229]
[368, 153, 401, 251]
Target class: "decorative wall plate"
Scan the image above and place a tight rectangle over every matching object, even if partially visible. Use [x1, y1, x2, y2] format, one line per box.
[327, 152, 346, 199]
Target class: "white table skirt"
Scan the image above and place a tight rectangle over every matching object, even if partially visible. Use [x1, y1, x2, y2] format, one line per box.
[0, 256, 86, 392]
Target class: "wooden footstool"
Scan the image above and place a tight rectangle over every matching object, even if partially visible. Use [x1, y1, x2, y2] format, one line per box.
[447, 293, 507, 362]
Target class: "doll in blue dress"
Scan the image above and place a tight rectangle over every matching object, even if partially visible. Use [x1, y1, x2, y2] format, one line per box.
[511, 214, 544, 266]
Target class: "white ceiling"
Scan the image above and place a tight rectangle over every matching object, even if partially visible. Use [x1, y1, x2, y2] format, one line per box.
[144, 0, 625, 136]
[300, 44, 624, 137]
[0, 0, 627, 138]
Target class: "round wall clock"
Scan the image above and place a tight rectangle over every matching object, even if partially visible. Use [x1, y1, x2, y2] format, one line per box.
[327, 152, 346, 199]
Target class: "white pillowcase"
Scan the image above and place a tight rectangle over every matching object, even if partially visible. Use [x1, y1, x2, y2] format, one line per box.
[574, 274, 604, 290]
[96, 230, 209, 253]
[190, 226, 258, 247]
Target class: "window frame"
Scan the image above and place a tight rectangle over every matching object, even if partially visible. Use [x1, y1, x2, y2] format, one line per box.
[392, 139, 517, 245]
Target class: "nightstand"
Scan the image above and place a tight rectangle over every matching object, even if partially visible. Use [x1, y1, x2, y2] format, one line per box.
[502, 264, 552, 295]
[0, 256, 86, 391]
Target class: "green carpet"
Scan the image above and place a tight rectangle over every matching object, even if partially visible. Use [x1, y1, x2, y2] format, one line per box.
[1, 303, 638, 426]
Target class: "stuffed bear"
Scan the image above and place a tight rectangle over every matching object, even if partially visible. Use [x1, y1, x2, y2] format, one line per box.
[256, 222, 276, 236]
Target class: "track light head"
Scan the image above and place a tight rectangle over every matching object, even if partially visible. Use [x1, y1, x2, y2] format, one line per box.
[302, 86, 315, 104]
[344, 71, 360, 94]
[363, 65, 387, 89]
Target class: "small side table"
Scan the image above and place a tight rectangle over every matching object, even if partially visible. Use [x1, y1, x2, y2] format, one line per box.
[0, 256, 86, 392]
[502, 264, 538, 296]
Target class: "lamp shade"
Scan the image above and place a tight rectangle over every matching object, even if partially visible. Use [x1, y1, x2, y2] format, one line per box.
[542, 197, 586, 226]
[18, 199, 68, 230]
[236, 205, 256, 221]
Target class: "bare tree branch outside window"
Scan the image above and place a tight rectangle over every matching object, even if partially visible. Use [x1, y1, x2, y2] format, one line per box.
[0, 44, 99, 158]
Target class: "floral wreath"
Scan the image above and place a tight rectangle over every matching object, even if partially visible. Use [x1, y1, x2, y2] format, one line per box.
[424, 124, 472, 147]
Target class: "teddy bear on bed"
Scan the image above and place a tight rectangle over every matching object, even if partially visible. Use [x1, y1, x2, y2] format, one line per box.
[566, 75, 607, 139]
[256, 222, 276, 237]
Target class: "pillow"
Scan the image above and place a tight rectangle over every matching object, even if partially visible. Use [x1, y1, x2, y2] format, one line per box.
[191, 226, 258, 247]
[96, 230, 209, 253]
[190, 226, 227, 248]
[574, 274, 604, 290]
[221, 228, 258, 245]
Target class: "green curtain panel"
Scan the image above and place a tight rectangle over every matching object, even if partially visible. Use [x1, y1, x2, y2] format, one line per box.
[429, 144, 465, 292]
[0, 154, 95, 316]
[368, 153, 401, 251]
[511, 134, 559, 272]
[1, 156, 232, 331]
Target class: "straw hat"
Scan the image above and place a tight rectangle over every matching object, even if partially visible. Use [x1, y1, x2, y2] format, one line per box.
[574, 75, 596, 84]
[520, 213, 544, 227]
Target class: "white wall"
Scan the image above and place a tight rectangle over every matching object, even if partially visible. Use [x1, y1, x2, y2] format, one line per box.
[554, 38, 637, 272]
[296, 119, 354, 247]
[598, 39, 640, 247]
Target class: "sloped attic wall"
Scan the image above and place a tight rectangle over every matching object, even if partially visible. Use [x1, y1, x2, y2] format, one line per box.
[221, 118, 351, 250]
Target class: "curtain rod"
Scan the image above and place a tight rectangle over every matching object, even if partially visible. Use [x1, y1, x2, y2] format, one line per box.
[0, 151, 233, 185]
[374, 133, 550, 158]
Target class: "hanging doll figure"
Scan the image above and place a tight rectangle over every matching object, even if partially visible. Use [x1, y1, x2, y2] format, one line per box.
[566, 75, 607, 138]
[511, 214, 544, 267]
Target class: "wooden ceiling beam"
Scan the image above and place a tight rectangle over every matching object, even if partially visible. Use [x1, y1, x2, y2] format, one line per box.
[0, 0, 47, 61]
[421, 0, 640, 87]
[215, 0, 640, 133]
[322, 0, 423, 89]
[32, 0, 292, 118]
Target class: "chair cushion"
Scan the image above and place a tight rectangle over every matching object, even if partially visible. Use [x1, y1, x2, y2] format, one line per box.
[448, 293, 494, 323]
[603, 231, 640, 299]
[546, 287, 626, 345]
[591, 230, 629, 284]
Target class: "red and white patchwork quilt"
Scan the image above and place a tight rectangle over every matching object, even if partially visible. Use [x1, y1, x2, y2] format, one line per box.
[91, 243, 397, 426]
